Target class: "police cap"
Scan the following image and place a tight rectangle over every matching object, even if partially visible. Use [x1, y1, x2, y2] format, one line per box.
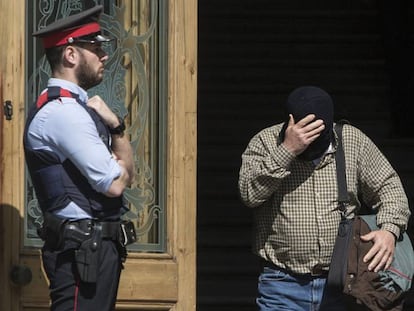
[33, 5, 111, 49]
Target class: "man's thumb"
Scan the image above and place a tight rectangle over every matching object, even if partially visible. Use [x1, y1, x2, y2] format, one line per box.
[360, 232, 374, 242]
[288, 114, 295, 126]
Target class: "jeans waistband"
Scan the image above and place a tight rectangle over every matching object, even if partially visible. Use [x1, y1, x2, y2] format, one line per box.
[261, 259, 329, 278]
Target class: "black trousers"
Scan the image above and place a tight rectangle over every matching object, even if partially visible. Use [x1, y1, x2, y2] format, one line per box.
[42, 239, 122, 311]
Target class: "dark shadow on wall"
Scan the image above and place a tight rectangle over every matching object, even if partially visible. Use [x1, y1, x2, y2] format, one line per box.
[0, 204, 31, 309]
[377, 0, 414, 138]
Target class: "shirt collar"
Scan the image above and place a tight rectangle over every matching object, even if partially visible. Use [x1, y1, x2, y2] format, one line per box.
[312, 142, 334, 165]
[47, 78, 88, 103]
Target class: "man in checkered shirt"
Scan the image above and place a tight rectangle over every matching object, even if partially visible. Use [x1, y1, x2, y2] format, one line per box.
[238, 86, 411, 310]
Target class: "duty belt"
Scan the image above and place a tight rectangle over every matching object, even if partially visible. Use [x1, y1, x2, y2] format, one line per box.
[67, 219, 119, 238]
[63, 219, 120, 244]
[39, 213, 136, 249]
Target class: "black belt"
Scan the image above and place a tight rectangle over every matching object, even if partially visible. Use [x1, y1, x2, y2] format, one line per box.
[261, 259, 329, 277]
[65, 219, 120, 240]
[310, 264, 329, 277]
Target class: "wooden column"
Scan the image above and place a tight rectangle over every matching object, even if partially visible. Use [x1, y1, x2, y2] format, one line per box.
[0, 0, 26, 310]
[168, 0, 198, 309]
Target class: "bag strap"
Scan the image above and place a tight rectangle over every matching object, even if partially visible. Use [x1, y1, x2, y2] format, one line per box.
[334, 122, 350, 217]
[322, 122, 355, 300]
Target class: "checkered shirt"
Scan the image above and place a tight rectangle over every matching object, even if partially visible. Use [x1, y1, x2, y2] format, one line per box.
[238, 123, 410, 274]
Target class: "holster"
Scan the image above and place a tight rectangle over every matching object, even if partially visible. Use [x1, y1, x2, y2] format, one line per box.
[75, 224, 102, 283]
[39, 214, 137, 279]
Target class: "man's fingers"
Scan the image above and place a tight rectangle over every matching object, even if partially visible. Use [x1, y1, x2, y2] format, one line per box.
[283, 113, 326, 155]
[385, 255, 394, 270]
[305, 123, 325, 140]
[362, 230, 396, 272]
[87, 97, 102, 111]
[295, 114, 316, 126]
[305, 119, 324, 131]
[293, 115, 325, 134]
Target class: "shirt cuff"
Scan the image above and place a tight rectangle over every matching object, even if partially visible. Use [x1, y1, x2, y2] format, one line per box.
[273, 143, 296, 169]
[380, 223, 400, 240]
[96, 159, 122, 193]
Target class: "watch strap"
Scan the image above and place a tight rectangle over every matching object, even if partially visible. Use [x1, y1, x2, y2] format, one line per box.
[108, 117, 125, 135]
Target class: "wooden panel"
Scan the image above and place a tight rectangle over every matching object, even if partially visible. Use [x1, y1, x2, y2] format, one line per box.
[19, 254, 179, 303]
[118, 259, 178, 301]
[167, 0, 197, 309]
[0, 0, 26, 310]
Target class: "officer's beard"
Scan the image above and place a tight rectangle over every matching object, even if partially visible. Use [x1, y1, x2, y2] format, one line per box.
[76, 54, 103, 90]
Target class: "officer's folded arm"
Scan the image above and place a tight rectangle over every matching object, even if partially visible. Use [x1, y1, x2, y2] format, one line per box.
[110, 134, 134, 183]
[105, 164, 131, 197]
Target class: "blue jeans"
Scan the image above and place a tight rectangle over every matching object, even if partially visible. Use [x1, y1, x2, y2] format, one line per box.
[257, 265, 347, 311]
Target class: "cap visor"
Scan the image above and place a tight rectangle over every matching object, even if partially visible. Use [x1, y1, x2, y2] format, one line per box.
[95, 34, 112, 42]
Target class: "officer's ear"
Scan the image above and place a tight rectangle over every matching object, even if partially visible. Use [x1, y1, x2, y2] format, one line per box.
[62, 45, 78, 66]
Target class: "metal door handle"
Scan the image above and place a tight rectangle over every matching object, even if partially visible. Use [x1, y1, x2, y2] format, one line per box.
[10, 265, 32, 286]
[3, 100, 13, 120]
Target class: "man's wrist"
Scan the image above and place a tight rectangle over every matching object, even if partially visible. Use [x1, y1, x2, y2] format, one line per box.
[108, 116, 125, 135]
[380, 223, 400, 241]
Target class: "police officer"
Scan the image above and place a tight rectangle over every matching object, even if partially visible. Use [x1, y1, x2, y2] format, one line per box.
[23, 5, 134, 310]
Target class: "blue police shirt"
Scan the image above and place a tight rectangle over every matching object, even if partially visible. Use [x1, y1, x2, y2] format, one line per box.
[27, 78, 122, 219]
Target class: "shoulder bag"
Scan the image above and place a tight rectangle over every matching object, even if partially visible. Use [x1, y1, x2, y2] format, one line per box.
[325, 122, 414, 311]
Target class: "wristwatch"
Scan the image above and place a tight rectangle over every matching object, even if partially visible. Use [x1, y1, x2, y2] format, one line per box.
[108, 117, 126, 135]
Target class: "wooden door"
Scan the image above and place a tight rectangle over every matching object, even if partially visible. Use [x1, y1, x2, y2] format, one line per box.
[0, 0, 197, 310]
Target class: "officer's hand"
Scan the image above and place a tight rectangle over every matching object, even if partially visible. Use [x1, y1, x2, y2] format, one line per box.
[282, 114, 325, 156]
[361, 229, 396, 272]
[87, 95, 119, 128]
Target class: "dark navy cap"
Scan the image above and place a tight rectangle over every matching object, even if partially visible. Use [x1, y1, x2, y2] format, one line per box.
[285, 86, 333, 127]
[285, 86, 334, 161]
[33, 5, 111, 49]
